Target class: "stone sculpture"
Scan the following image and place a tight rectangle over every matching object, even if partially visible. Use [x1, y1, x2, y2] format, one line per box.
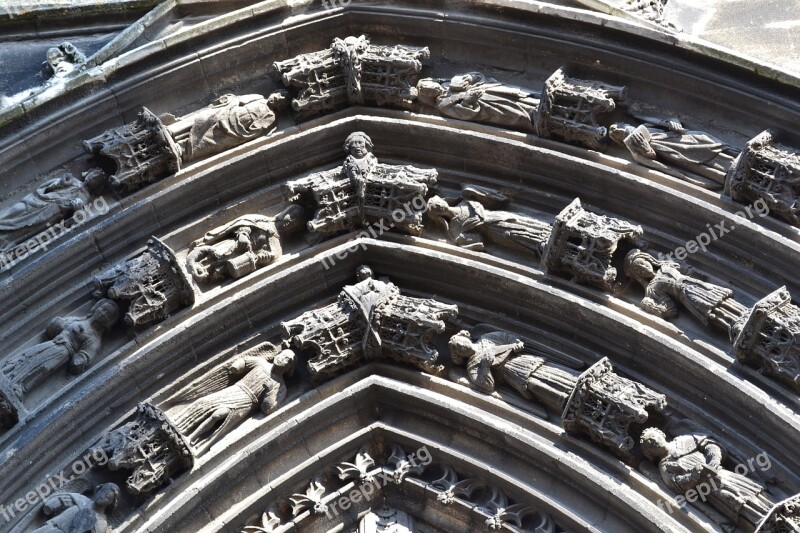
[186, 205, 305, 283]
[416, 72, 539, 131]
[285, 132, 437, 241]
[725, 130, 800, 226]
[542, 198, 643, 293]
[274, 35, 429, 119]
[282, 265, 458, 379]
[426, 185, 552, 257]
[756, 494, 800, 532]
[448, 329, 525, 393]
[535, 67, 627, 150]
[609, 117, 737, 186]
[92, 237, 194, 327]
[624, 249, 747, 339]
[171, 345, 296, 452]
[0, 169, 105, 254]
[1, 42, 86, 109]
[0, 299, 118, 430]
[733, 286, 800, 394]
[640, 428, 773, 528]
[84, 92, 287, 194]
[33, 483, 119, 533]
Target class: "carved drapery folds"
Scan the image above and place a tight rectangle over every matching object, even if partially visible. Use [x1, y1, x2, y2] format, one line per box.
[564, 358, 667, 462]
[725, 130, 800, 226]
[32, 482, 119, 533]
[0, 299, 118, 430]
[535, 67, 627, 150]
[274, 35, 429, 119]
[734, 286, 800, 393]
[186, 205, 305, 283]
[426, 185, 553, 258]
[285, 132, 437, 240]
[92, 237, 194, 327]
[542, 198, 643, 293]
[640, 428, 774, 529]
[282, 266, 457, 380]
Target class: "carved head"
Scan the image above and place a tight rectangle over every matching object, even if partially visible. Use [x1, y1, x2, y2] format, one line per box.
[90, 299, 120, 330]
[94, 483, 120, 511]
[343, 132, 373, 159]
[623, 249, 659, 284]
[416, 78, 445, 105]
[426, 196, 451, 217]
[275, 204, 306, 235]
[608, 122, 635, 145]
[449, 72, 485, 91]
[448, 330, 474, 365]
[640, 427, 669, 461]
[356, 265, 374, 282]
[82, 168, 107, 194]
[266, 90, 290, 111]
[46, 47, 67, 67]
[273, 349, 297, 377]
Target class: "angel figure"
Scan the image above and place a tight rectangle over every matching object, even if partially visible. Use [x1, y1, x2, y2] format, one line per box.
[171, 344, 296, 453]
[609, 116, 738, 187]
[186, 205, 305, 283]
[449, 329, 524, 393]
[33, 482, 119, 533]
[416, 72, 539, 131]
[640, 428, 772, 527]
[426, 185, 552, 257]
[624, 249, 747, 339]
[0, 299, 118, 424]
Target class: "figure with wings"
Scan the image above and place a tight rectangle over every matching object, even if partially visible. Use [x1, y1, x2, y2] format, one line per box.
[170, 344, 296, 453]
[33, 482, 119, 533]
[426, 185, 552, 257]
[609, 116, 738, 188]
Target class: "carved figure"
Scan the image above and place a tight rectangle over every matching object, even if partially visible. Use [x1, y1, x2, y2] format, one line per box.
[448, 329, 524, 393]
[286, 132, 437, 240]
[0, 170, 105, 253]
[186, 205, 305, 283]
[164, 92, 288, 163]
[416, 72, 539, 131]
[725, 130, 800, 226]
[535, 67, 627, 150]
[641, 428, 773, 527]
[542, 198, 643, 293]
[0, 299, 118, 429]
[93, 237, 194, 327]
[427, 185, 552, 257]
[84, 92, 287, 194]
[274, 35, 429, 119]
[283, 266, 457, 379]
[609, 118, 737, 186]
[1, 42, 86, 109]
[499, 354, 581, 413]
[33, 483, 119, 533]
[172, 346, 296, 452]
[624, 249, 747, 338]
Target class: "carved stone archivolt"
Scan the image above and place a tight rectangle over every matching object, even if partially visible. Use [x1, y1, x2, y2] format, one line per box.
[274, 35, 429, 119]
[282, 266, 457, 379]
[92, 237, 194, 327]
